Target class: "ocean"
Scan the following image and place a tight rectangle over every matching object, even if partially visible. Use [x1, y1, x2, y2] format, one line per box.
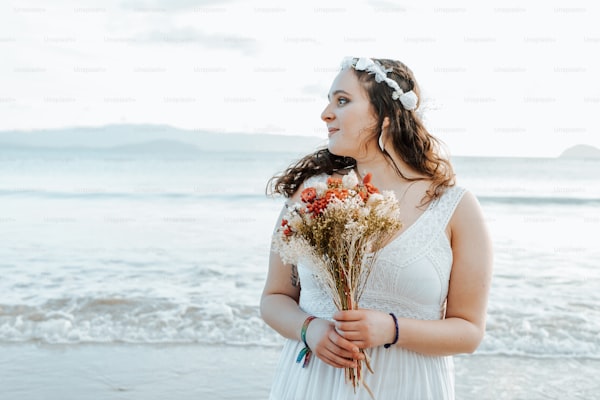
[1, 148, 599, 363]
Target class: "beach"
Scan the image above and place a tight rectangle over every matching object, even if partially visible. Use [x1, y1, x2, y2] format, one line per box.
[1, 148, 599, 399]
[1, 343, 598, 399]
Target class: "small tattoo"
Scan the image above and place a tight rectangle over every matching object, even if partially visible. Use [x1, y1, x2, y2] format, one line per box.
[291, 265, 300, 288]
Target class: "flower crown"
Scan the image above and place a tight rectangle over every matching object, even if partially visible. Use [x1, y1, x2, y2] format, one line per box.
[340, 57, 418, 111]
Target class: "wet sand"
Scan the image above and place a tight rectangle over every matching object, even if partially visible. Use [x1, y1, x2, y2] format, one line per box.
[1, 343, 598, 399]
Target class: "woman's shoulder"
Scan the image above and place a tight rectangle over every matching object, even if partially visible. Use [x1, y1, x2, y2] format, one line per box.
[447, 186, 487, 229]
[429, 184, 467, 208]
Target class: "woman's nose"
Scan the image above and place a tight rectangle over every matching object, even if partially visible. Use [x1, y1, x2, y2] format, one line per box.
[321, 104, 334, 122]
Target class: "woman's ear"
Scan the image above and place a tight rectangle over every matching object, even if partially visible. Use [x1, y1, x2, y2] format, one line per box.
[378, 117, 391, 152]
[382, 117, 390, 130]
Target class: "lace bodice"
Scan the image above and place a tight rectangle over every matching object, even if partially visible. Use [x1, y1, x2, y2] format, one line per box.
[297, 175, 466, 321]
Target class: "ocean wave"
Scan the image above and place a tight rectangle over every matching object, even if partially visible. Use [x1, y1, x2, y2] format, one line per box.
[2, 188, 599, 206]
[478, 195, 600, 206]
[0, 189, 267, 202]
[476, 311, 600, 360]
[0, 297, 281, 346]
[1, 297, 598, 359]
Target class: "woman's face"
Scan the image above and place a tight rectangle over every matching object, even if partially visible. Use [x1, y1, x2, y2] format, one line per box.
[321, 69, 378, 159]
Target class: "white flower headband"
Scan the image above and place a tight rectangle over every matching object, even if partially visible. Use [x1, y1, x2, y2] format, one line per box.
[340, 57, 418, 111]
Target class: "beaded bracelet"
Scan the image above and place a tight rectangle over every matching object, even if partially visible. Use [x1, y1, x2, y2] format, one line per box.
[384, 313, 399, 348]
[296, 315, 317, 368]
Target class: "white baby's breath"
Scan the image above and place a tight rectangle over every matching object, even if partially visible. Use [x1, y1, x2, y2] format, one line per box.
[289, 214, 303, 231]
[314, 181, 328, 196]
[366, 192, 384, 205]
[342, 170, 359, 189]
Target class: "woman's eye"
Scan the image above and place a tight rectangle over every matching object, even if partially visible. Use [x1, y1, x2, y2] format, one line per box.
[337, 97, 349, 105]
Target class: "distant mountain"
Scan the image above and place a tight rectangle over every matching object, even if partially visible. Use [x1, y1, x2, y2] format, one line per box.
[559, 144, 600, 159]
[0, 124, 326, 154]
[110, 139, 203, 154]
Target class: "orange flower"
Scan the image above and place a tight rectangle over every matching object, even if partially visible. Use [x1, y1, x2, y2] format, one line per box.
[325, 188, 349, 201]
[362, 173, 372, 184]
[307, 198, 328, 216]
[327, 177, 343, 188]
[301, 187, 317, 203]
[365, 183, 379, 195]
[358, 191, 368, 202]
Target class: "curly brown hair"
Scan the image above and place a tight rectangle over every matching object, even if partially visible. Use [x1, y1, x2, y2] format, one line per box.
[267, 58, 455, 203]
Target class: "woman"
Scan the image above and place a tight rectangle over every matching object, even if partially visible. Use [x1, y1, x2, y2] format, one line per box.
[261, 57, 493, 399]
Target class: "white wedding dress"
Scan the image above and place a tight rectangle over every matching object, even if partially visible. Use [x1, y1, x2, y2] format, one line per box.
[269, 175, 466, 400]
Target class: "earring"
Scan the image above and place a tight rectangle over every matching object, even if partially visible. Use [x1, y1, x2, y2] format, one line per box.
[378, 133, 385, 152]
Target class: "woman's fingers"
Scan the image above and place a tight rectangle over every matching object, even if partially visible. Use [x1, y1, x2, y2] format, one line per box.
[335, 321, 361, 336]
[305, 318, 366, 368]
[328, 328, 360, 353]
[316, 331, 364, 368]
[333, 309, 363, 322]
[317, 348, 358, 369]
[334, 309, 395, 349]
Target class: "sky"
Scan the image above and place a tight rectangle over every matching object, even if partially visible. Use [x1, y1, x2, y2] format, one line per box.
[1, 0, 598, 157]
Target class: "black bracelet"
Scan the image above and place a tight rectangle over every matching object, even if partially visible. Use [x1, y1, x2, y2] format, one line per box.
[384, 313, 399, 348]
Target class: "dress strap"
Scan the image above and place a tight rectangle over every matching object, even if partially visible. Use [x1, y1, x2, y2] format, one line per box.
[429, 186, 467, 232]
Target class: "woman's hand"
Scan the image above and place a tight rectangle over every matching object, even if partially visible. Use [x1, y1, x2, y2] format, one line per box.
[333, 309, 396, 349]
[305, 318, 365, 369]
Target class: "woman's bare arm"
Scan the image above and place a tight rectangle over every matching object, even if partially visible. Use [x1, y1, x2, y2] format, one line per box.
[260, 195, 364, 368]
